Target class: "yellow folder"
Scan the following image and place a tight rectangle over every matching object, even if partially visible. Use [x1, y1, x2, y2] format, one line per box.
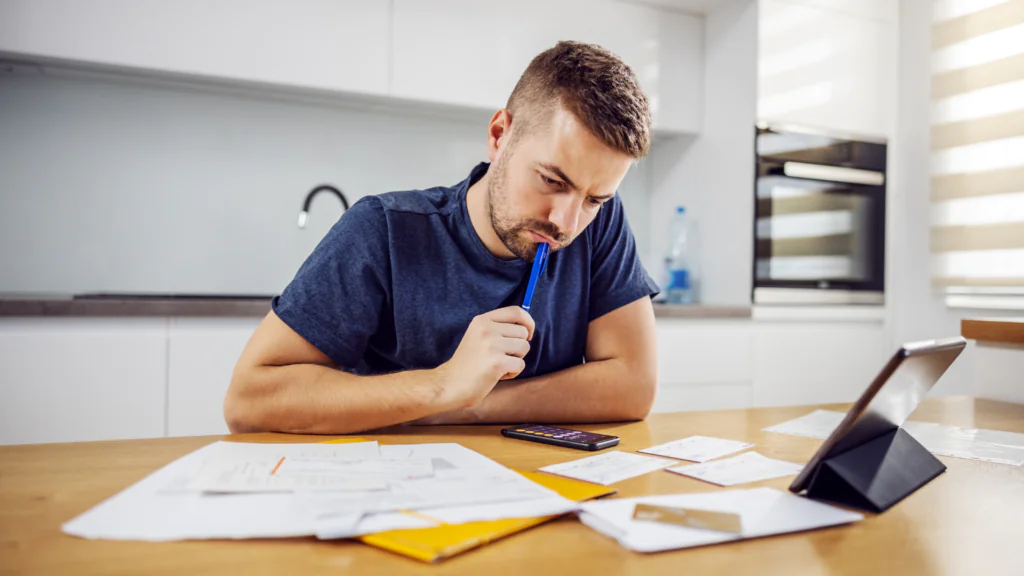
[317, 437, 615, 562]
[359, 470, 615, 563]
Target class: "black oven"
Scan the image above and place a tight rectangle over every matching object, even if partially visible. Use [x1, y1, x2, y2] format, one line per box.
[753, 123, 886, 305]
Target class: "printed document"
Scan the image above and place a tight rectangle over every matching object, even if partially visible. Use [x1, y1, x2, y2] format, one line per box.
[539, 451, 674, 486]
[640, 436, 754, 463]
[667, 452, 803, 486]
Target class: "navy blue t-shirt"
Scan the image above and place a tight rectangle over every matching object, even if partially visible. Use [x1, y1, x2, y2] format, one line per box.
[272, 162, 658, 378]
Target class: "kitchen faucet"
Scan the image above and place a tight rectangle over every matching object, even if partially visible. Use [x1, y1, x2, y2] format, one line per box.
[298, 185, 350, 228]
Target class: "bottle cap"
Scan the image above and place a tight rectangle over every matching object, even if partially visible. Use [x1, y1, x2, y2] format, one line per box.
[676, 206, 685, 214]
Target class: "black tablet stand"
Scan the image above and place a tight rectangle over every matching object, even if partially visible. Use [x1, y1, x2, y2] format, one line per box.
[802, 426, 946, 513]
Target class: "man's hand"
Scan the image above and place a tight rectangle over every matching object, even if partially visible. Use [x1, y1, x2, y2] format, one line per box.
[435, 306, 535, 408]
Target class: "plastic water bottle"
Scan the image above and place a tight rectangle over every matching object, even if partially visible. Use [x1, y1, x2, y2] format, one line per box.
[664, 206, 694, 304]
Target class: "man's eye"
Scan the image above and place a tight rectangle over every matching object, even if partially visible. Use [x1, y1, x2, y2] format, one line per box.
[587, 197, 605, 207]
[541, 175, 563, 189]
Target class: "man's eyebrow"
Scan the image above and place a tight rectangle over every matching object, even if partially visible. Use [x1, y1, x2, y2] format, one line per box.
[537, 163, 578, 191]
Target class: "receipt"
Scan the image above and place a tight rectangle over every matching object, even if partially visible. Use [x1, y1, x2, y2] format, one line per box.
[640, 436, 754, 463]
[763, 410, 845, 439]
[539, 451, 674, 486]
[667, 452, 803, 487]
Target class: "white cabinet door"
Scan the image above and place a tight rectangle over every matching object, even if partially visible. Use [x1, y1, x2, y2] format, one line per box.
[167, 317, 261, 437]
[752, 322, 885, 407]
[392, 0, 702, 133]
[0, 318, 167, 445]
[653, 320, 753, 412]
[764, 0, 894, 21]
[0, 0, 390, 96]
[758, 0, 891, 137]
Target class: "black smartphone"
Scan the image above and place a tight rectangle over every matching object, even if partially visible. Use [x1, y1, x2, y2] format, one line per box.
[501, 425, 620, 451]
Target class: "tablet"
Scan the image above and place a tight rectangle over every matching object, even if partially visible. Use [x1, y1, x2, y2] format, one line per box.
[789, 336, 967, 494]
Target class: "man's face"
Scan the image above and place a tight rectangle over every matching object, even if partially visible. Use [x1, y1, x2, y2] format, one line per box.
[486, 106, 634, 261]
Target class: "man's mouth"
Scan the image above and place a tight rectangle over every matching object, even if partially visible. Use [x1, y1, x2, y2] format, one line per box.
[527, 230, 558, 246]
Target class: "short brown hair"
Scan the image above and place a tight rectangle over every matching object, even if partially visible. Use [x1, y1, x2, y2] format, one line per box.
[506, 41, 651, 159]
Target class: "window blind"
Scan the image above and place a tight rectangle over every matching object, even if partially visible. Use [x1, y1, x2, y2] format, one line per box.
[931, 0, 1024, 296]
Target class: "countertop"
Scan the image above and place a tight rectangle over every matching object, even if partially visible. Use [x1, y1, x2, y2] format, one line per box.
[0, 294, 275, 318]
[962, 317, 1024, 344]
[0, 294, 752, 319]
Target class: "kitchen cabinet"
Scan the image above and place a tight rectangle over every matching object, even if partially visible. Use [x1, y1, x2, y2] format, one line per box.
[652, 319, 752, 412]
[653, 315, 885, 413]
[657, 320, 753, 386]
[768, 0, 894, 21]
[0, 313, 888, 444]
[752, 321, 885, 407]
[0, 0, 391, 96]
[391, 0, 703, 133]
[167, 317, 261, 437]
[0, 318, 167, 445]
[758, 0, 893, 137]
[0, 0, 702, 132]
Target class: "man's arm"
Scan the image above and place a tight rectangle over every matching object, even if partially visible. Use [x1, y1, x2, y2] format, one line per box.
[415, 296, 658, 425]
[224, 307, 535, 434]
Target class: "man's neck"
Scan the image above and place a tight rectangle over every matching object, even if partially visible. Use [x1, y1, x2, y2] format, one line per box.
[466, 171, 516, 260]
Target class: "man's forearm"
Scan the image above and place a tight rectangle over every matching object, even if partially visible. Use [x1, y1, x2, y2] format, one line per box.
[417, 357, 656, 425]
[225, 363, 456, 434]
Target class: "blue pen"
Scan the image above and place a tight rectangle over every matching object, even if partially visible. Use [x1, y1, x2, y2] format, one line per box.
[521, 242, 550, 312]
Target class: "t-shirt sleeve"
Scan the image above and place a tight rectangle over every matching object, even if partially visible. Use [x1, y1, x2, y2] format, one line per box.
[587, 195, 660, 322]
[272, 197, 390, 369]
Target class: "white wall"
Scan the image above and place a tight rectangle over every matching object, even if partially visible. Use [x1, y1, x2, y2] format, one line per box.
[647, 0, 758, 304]
[0, 70, 653, 294]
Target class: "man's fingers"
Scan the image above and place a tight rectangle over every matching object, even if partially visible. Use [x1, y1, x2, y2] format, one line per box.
[501, 337, 531, 359]
[498, 356, 526, 380]
[499, 323, 530, 340]
[488, 306, 536, 341]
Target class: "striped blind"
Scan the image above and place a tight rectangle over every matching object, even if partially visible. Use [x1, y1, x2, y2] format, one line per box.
[931, 0, 1024, 294]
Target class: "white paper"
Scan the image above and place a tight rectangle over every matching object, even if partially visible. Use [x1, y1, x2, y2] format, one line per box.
[191, 459, 390, 493]
[765, 411, 1024, 466]
[316, 496, 580, 538]
[63, 441, 555, 542]
[378, 443, 507, 474]
[63, 443, 323, 541]
[420, 495, 580, 524]
[903, 421, 1024, 466]
[188, 441, 390, 493]
[308, 444, 559, 519]
[311, 512, 364, 539]
[763, 410, 845, 439]
[667, 452, 803, 487]
[539, 451, 674, 486]
[309, 467, 558, 518]
[316, 511, 438, 540]
[639, 436, 754, 463]
[578, 488, 863, 553]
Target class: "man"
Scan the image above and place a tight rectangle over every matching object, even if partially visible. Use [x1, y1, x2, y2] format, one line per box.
[225, 41, 659, 434]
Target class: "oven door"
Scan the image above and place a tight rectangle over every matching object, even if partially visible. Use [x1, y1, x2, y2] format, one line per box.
[753, 162, 886, 304]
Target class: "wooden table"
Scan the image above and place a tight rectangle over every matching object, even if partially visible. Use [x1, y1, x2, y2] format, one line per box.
[2, 398, 1023, 575]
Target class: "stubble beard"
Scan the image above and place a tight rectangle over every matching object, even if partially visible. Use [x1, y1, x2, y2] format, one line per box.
[486, 154, 569, 262]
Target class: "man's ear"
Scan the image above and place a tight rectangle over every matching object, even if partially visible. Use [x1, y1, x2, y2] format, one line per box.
[486, 109, 513, 163]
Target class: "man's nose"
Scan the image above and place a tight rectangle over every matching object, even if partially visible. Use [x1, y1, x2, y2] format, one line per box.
[548, 195, 582, 239]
